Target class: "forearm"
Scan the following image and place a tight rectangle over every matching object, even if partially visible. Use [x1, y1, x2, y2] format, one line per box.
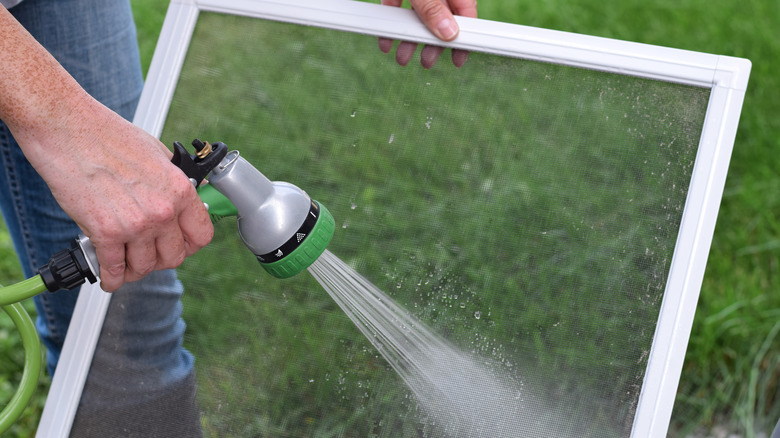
[0, 5, 212, 291]
[0, 6, 95, 159]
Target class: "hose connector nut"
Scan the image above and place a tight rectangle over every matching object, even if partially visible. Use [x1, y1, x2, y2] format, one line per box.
[38, 239, 98, 292]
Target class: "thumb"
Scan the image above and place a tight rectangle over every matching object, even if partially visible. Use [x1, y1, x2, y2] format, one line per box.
[409, 0, 460, 41]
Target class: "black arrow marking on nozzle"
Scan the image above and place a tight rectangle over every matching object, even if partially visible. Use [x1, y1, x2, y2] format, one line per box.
[256, 201, 320, 263]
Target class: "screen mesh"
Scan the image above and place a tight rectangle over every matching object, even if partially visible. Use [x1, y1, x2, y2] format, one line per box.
[78, 12, 710, 437]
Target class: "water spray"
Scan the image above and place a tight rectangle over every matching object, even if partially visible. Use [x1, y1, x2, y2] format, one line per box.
[0, 139, 335, 433]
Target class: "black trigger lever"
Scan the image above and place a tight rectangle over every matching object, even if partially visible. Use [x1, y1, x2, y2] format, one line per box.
[171, 139, 228, 187]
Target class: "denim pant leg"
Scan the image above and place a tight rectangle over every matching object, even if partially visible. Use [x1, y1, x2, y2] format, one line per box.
[1, 1, 201, 433]
[1, 0, 148, 374]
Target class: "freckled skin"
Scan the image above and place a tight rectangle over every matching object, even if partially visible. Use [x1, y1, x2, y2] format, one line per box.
[0, 6, 213, 291]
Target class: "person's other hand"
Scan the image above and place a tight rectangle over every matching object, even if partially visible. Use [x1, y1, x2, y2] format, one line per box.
[378, 0, 478, 69]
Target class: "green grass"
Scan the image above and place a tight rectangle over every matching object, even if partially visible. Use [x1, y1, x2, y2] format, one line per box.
[0, 0, 776, 436]
[158, 2, 778, 436]
[162, 15, 707, 434]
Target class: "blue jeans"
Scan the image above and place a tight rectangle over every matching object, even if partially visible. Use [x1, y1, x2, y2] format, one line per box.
[0, 0, 198, 421]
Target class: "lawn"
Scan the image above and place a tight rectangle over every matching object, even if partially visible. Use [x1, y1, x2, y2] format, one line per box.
[161, 10, 711, 435]
[1, 0, 777, 436]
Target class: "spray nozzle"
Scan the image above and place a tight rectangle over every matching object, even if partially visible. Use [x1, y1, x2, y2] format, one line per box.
[171, 140, 335, 278]
[205, 148, 335, 278]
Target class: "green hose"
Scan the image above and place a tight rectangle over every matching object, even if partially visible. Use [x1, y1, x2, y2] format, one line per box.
[198, 183, 238, 223]
[0, 276, 48, 306]
[0, 275, 46, 435]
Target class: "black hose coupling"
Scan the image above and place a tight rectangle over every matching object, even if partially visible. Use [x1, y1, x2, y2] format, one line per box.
[38, 238, 98, 292]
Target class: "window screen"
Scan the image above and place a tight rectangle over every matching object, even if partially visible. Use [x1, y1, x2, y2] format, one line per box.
[167, 14, 703, 437]
[37, 1, 750, 437]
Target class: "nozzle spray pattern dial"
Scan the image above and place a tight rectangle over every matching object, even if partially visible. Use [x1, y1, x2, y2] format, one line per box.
[255, 200, 323, 263]
[259, 201, 335, 279]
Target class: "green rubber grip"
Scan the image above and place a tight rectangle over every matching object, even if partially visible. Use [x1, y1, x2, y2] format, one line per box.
[198, 184, 238, 223]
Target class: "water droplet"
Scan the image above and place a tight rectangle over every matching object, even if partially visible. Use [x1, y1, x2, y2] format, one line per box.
[388, 134, 395, 144]
[350, 110, 356, 118]
[474, 311, 482, 319]
[460, 302, 466, 309]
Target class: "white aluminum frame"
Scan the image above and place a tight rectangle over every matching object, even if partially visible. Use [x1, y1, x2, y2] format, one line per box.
[37, 0, 750, 436]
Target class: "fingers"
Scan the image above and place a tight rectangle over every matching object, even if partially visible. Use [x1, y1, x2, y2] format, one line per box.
[95, 226, 182, 292]
[379, 0, 478, 68]
[421, 45, 445, 69]
[97, 221, 210, 292]
[448, 0, 478, 20]
[154, 225, 187, 271]
[396, 41, 419, 66]
[125, 238, 157, 281]
[384, 41, 458, 70]
[96, 220, 211, 292]
[91, 175, 213, 292]
[177, 190, 215, 257]
[451, 48, 469, 68]
[378, 37, 394, 54]
[95, 242, 128, 292]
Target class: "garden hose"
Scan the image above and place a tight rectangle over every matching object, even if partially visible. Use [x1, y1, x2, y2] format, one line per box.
[0, 276, 47, 435]
[0, 139, 335, 432]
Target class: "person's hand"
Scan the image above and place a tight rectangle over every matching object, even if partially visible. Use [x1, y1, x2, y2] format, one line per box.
[1, 6, 213, 291]
[378, 0, 478, 68]
[27, 99, 214, 292]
